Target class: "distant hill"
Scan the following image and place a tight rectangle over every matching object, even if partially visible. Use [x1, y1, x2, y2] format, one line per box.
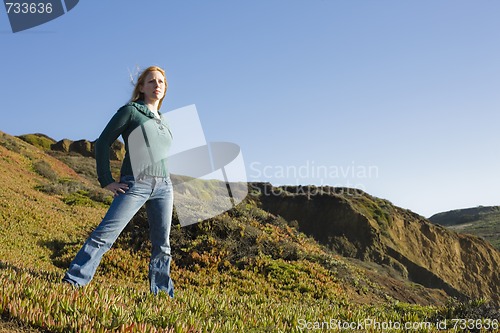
[1, 131, 499, 332]
[429, 206, 500, 250]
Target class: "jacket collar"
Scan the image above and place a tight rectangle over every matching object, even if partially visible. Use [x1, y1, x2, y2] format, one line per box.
[129, 100, 162, 119]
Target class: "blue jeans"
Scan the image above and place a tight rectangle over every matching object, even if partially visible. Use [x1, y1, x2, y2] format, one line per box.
[63, 175, 175, 297]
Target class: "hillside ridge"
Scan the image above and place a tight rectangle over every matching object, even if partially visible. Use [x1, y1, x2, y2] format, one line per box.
[5, 132, 500, 305]
[1, 130, 499, 331]
[252, 183, 500, 304]
[18, 133, 125, 161]
[429, 205, 500, 250]
[429, 205, 500, 226]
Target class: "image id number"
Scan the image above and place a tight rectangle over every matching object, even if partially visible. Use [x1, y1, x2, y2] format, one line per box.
[451, 318, 499, 330]
[6, 2, 53, 14]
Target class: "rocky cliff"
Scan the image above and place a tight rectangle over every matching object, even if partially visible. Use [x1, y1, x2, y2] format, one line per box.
[51, 138, 125, 161]
[19, 133, 125, 161]
[252, 183, 500, 305]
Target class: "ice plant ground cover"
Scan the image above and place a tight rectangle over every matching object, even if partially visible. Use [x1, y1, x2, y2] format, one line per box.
[0, 131, 498, 332]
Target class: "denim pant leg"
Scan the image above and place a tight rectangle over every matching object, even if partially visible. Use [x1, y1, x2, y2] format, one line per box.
[63, 176, 149, 286]
[146, 177, 174, 296]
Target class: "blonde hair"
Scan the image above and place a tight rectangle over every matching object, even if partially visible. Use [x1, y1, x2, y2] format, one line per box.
[131, 66, 168, 110]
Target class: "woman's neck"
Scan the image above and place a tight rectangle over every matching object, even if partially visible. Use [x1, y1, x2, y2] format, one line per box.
[144, 100, 160, 113]
[144, 100, 160, 117]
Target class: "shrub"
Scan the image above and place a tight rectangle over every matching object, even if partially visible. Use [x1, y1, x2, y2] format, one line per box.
[36, 177, 112, 207]
[0, 133, 22, 153]
[18, 133, 55, 150]
[62, 190, 100, 207]
[33, 160, 58, 181]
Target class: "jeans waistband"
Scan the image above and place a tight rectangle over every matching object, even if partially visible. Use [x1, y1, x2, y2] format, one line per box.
[121, 174, 171, 181]
[139, 174, 170, 180]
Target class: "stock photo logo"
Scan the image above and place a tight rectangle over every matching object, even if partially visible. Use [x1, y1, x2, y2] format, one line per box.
[129, 104, 248, 227]
[4, 0, 79, 32]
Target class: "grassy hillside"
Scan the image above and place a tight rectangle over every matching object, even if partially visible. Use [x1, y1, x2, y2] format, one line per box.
[429, 206, 500, 250]
[0, 132, 498, 332]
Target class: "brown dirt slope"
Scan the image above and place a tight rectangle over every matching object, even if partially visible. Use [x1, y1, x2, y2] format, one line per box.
[254, 183, 500, 305]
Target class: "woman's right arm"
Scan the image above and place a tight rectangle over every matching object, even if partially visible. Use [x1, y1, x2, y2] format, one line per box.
[95, 106, 133, 188]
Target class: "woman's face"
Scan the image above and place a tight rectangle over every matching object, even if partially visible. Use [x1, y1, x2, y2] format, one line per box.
[140, 70, 166, 103]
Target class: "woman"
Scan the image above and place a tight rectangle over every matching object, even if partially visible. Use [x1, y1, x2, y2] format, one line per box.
[63, 66, 175, 297]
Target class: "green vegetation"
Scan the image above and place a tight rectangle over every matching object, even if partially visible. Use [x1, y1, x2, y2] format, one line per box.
[32, 160, 58, 181]
[0, 131, 498, 332]
[18, 133, 56, 151]
[1, 261, 498, 332]
[36, 177, 113, 207]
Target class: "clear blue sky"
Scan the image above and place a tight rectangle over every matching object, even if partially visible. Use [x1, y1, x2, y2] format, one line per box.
[1, 1, 499, 217]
